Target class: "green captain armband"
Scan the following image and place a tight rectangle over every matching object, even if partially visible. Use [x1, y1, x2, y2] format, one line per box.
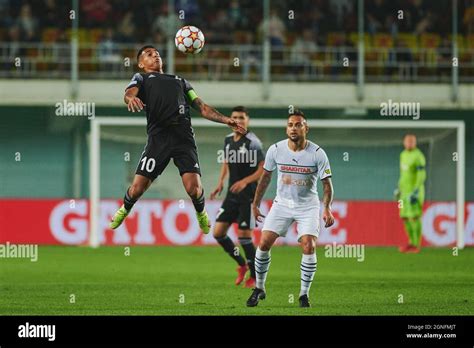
[186, 89, 198, 103]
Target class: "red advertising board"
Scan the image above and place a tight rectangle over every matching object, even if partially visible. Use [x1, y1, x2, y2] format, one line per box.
[0, 199, 472, 246]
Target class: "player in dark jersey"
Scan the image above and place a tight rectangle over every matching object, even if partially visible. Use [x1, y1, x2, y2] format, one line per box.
[210, 106, 265, 288]
[109, 45, 246, 234]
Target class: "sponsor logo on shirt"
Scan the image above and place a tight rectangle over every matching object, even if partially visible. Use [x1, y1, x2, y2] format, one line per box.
[280, 165, 312, 173]
[281, 174, 313, 187]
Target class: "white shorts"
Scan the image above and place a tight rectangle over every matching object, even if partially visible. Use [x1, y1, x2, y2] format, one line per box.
[262, 201, 320, 240]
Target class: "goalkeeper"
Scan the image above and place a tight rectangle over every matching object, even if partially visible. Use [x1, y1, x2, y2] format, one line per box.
[395, 134, 426, 253]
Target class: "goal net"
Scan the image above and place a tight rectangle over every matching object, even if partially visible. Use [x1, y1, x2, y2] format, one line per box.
[89, 117, 466, 248]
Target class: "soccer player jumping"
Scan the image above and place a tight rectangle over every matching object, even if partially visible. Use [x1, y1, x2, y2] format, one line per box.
[210, 106, 265, 288]
[109, 46, 246, 233]
[395, 134, 426, 253]
[247, 110, 335, 308]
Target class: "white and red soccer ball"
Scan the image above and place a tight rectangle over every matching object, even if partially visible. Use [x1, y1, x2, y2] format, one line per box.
[175, 25, 205, 54]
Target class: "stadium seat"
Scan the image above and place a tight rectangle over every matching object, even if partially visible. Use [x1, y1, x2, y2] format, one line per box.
[466, 34, 474, 49]
[397, 33, 418, 55]
[349, 32, 372, 49]
[420, 33, 441, 49]
[327, 32, 345, 46]
[42, 28, 60, 43]
[90, 29, 104, 43]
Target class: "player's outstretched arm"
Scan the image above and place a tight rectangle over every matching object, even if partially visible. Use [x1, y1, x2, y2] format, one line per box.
[252, 169, 272, 222]
[322, 177, 335, 227]
[191, 97, 246, 134]
[124, 87, 145, 112]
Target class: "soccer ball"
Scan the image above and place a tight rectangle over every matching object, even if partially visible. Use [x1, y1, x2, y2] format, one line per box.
[175, 26, 205, 54]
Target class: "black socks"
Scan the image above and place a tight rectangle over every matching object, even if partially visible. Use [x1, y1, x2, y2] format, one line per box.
[123, 188, 137, 211]
[192, 190, 205, 213]
[216, 235, 246, 266]
[239, 237, 256, 278]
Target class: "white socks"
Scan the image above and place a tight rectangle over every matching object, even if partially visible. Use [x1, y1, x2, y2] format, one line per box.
[255, 247, 271, 290]
[255, 249, 317, 297]
[300, 253, 317, 297]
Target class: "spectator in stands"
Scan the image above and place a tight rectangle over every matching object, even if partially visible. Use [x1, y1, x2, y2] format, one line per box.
[331, 34, 357, 78]
[175, 0, 200, 23]
[366, 0, 389, 35]
[414, 10, 436, 35]
[81, 0, 111, 28]
[16, 3, 38, 41]
[209, 9, 231, 44]
[42, 0, 59, 28]
[117, 10, 135, 43]
[437, 37, 452, 80]
[144, 30, 164, 48]
[228, 0, 246, 29]
[55, 30, 70, 74]
[239, 32, 261, 81]
[151, 3, 178, 36]
[258, 9, 286, 47]
[306, 7, 324, 36]
[98, 28, 121, 73]
[5, 26, 22, 67]
[410, 0, 429, 30]
[385, 14, 399, 38]
[151, 31, 164, 45]
[463, 2, 474, 34]
[388, 38, 414, 80]
[0, 0, 13, 29]
[329, 0, 353, 28]
[290, 29, 318, 78]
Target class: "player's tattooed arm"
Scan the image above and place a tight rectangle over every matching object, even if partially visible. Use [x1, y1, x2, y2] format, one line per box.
[322, 177, 333, 208]
[192, 97, 247, 134]
[252, 169, 272, 222]
[321, 177, 335, 227]
[191, 97, 226, 123]
[124, 87, 145, 112]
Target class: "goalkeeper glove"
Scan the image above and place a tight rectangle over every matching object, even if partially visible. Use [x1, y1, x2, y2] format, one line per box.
[409, 189, 419, 205]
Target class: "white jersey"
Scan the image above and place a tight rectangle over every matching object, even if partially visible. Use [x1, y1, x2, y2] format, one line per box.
[263, 139, 332, 208]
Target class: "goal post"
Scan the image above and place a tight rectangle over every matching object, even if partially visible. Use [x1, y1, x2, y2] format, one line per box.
[89, 117, 465, 249]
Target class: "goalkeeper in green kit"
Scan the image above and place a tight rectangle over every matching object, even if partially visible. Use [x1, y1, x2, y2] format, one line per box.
[395, 134, 426, 253]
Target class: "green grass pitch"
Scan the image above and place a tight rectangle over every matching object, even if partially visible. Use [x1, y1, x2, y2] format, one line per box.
[1, 246, 473, 315]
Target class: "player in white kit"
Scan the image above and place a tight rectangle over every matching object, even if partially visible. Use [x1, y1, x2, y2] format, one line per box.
[246, 110, 335, 308]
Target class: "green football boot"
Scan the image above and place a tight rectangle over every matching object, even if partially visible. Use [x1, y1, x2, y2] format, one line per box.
[109, 205, 130, 229]
[196, 210, 211, 234]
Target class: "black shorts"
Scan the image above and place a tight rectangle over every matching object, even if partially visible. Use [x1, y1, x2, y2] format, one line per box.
[215, 196, 255, 230]
[135, 123, 201, 180]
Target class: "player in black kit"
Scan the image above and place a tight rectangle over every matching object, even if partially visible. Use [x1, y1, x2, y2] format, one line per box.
[210, 106, 265, 288]
[110, 45, 246, 233]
